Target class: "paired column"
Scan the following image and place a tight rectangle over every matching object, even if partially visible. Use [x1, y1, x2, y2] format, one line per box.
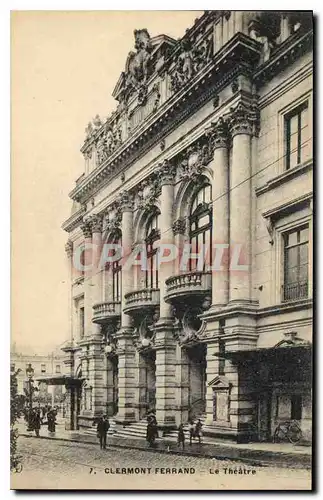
[154, 161, 177, 430]
[228, 102, 258, 304]
[115, 191, 137, 424]
[90, 215, 103, 338]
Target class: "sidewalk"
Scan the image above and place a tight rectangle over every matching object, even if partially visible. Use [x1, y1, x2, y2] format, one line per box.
[16, 421, 311, 469]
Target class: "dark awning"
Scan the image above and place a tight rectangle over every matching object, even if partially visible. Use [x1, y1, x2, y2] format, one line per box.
[36, 374, 84, 386]
[213, 344, 312, 364]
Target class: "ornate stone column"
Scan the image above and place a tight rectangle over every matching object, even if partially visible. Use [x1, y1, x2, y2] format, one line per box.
[115, 191, 137, 424]
[90, 214, 103, 338]
[153, 160, 177, 430]
[81, 220, 93, 337]
[207, 117, 230, 308]
[228, 102, 259, 304]
[157, 159, 176, 320]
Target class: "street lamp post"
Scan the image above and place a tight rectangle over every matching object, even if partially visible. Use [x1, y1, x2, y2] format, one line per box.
[25, 363, 35, 431]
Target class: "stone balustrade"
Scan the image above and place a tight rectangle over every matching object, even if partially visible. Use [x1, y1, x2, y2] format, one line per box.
[92, 301, 121, 324]
[124, 288, 160, 315]
[165, 271, 212, 303]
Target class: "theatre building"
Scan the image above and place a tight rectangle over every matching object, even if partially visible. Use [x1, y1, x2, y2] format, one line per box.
[62, 11, 313, 443]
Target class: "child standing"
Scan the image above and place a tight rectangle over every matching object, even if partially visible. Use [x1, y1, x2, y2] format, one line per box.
[177, 423, 185, 449]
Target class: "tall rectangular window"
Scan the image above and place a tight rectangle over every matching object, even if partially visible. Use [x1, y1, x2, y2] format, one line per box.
[283, 226, 309, 301]
[285, 102, 309, 170]
[79, 307, 85, 338]
[41, 364, 46, 373]
[218, 339, 225, 376]
[55, 365, 61, 374]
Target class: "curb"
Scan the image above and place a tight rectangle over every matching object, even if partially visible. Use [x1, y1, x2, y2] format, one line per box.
[19, 432, 311, 470]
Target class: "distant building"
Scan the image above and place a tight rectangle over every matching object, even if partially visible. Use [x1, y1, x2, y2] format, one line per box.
[11, 345, 67, 404]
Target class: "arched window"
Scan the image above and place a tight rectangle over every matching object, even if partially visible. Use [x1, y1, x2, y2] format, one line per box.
[145, 211, 160, 289]
[189, 184, 212, 271]
[105, 230, 122, 302]
[112, 233, 122, 302]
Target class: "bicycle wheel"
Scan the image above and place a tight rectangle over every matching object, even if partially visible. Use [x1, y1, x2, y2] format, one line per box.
[288, 426, 302, 444]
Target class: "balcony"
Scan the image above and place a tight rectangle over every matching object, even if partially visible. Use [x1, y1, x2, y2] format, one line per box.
[92, 301, 121, 324]
[165, 271, 212, 304]
[124, 288, 160, 316]
[282, 281, 308, 302]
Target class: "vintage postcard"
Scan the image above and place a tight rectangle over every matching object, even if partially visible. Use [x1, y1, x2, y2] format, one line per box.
[11, 10, 313, 490]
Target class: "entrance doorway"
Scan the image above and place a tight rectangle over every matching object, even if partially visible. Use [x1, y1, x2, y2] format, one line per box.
[107, 356, 118, 417]
[139, 350, 156, 418]
[186, 343, 206, 420]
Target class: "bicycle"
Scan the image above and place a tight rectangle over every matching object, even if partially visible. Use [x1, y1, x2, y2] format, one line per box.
[273, 420, 303, 444]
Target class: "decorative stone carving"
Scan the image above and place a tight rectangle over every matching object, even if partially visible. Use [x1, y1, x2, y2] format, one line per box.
[173, 306, 205, 345]
[118, 190, 134, 212]
[81, 221, 92, 239]
[172, 218, 186, 236]
[133, 312, 159, 351]
[170, 36, 213, 93]
[152, 83, 161, 113]
[136, 178, 159, 211]
[228, 102, 260, 138]
[213, 95, 220, 109]
[105, 203, 122, 232]
[96, 133, 109, 166]
[93, 114, 103, 129]
[206, 116, 230, 151]
[83, 148, 93, 161]
[90, 214, 103, 234]
[65, 240, 73, 257]
[85, 122, 93, 140]
[178, 142, 213, 180]
[231, 79, 239, 94]
[156, 159, 176, 185]
[124, 29, 153, 105]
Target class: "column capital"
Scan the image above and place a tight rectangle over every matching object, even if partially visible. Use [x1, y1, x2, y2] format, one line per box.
[65, 239, 73, 257]
[89, 214, 103, 234]
[118, 190, 134, 212]
[228, 102, 260, 138]
[81, 220, 92, 239]
[156, 159, 176, 186]
[172, 218, 186, 235]
[206, 116, 230, 150]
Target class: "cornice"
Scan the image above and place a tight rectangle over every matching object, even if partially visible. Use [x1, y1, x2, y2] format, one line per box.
[69, 33, 262, 204]
[262, 191, 312, 220]
[253, 28, 313, 88]
[62, 207, 86, 233]
[255, 159, 313, 196]
[257, 299, 313, 318]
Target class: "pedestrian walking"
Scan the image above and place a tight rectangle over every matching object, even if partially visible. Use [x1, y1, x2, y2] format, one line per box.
[146, 413, 158, 447]
[33, 409, 41, 437]
[177, 424, 185, 449]
[47, 408, 56, 433]
[189, 420, 195, 445]
[97, 415, 110, 449]
[195, 419, 203, 444]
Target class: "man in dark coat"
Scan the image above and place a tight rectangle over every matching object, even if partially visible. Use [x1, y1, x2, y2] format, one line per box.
[97, 415, 110, 449]
[33, 409, 41, 437]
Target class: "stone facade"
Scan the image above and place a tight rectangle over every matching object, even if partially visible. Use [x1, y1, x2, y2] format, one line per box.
[62, 11, 313, 443]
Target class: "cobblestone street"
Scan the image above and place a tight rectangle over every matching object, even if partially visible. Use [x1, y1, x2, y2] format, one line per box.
[11, 436, 311, 490]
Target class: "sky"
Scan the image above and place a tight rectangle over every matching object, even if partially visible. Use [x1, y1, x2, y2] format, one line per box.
[11, 10, 203, 355]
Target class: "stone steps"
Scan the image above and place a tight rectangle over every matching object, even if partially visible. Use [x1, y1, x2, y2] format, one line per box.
[112, 419, 159, 440]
